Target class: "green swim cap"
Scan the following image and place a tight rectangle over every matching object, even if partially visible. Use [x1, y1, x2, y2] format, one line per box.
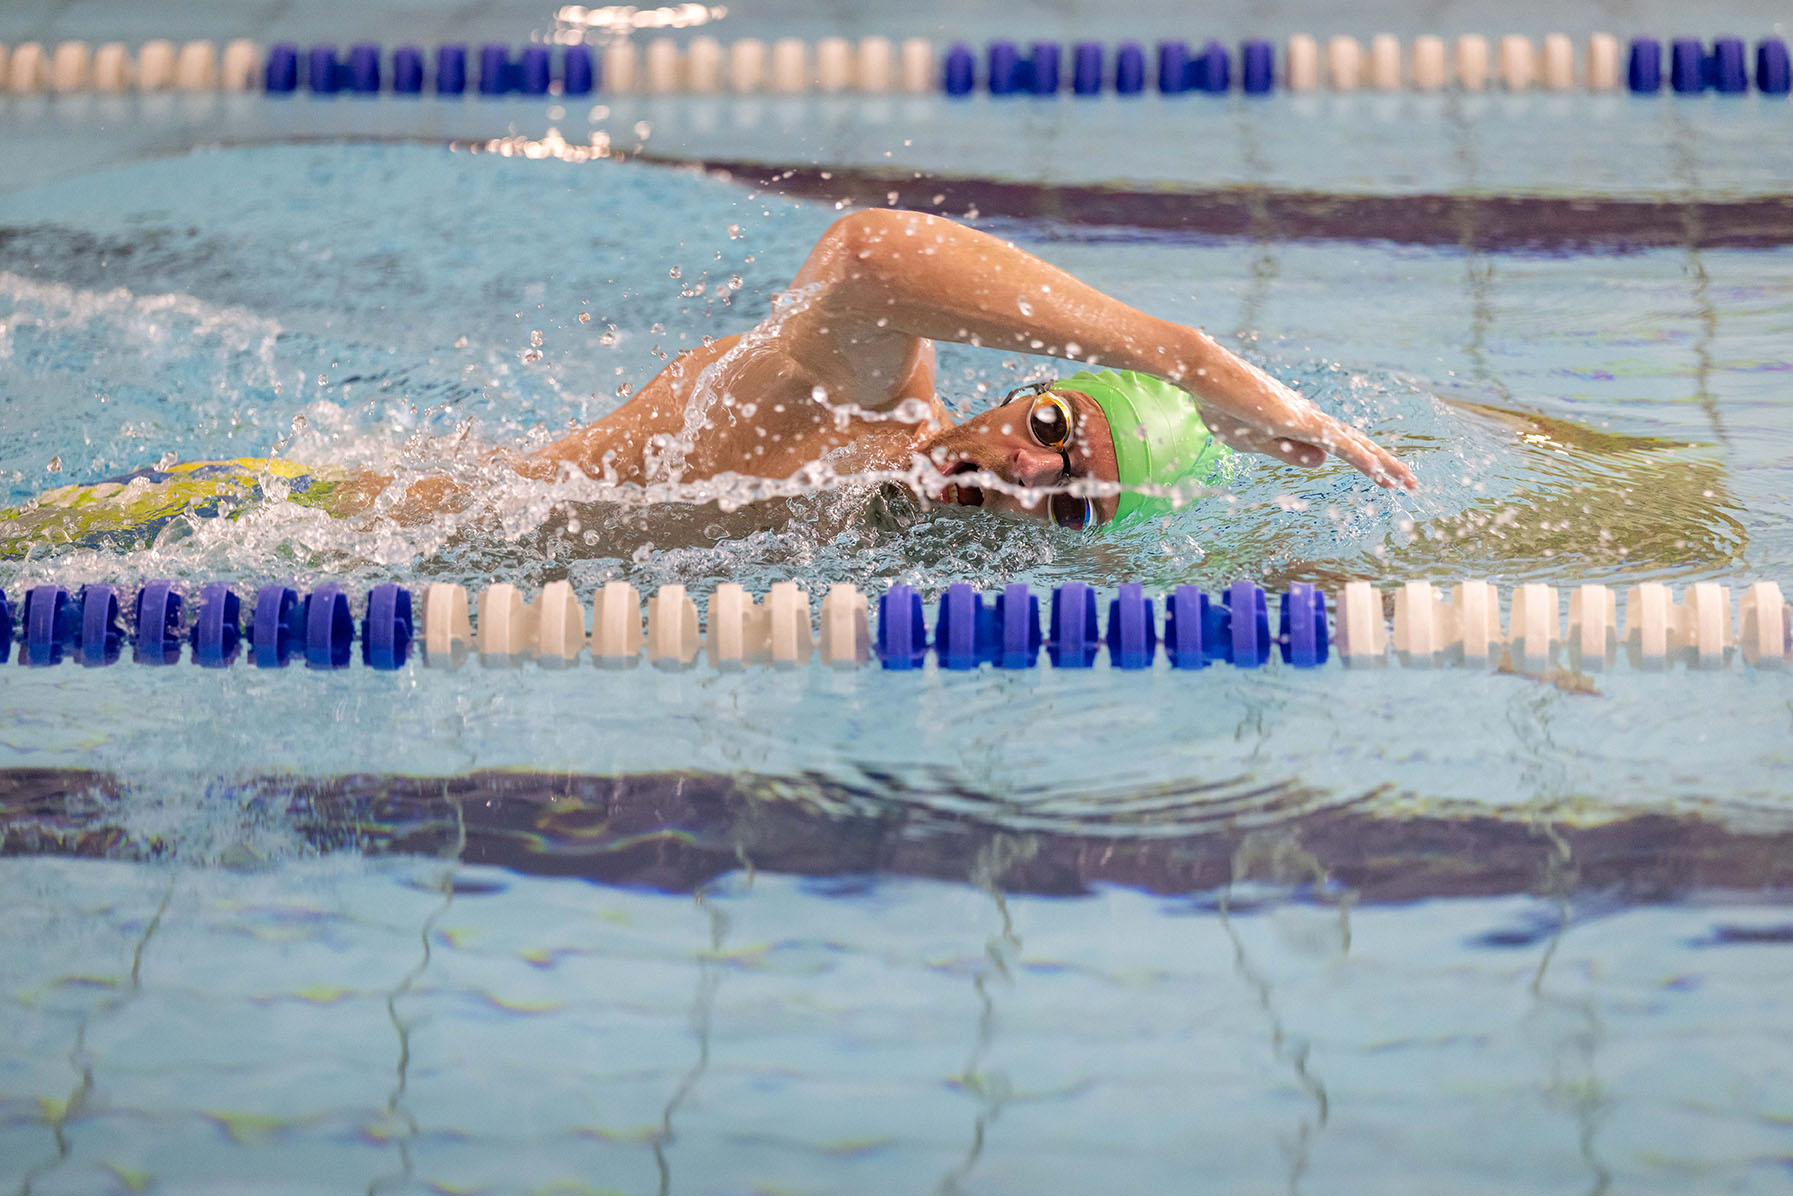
[1052, 370, 1229, 526]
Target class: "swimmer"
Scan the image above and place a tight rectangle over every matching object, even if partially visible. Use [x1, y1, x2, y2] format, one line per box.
[516, 209, 1413, 528]
[1, 210, 1412, 556]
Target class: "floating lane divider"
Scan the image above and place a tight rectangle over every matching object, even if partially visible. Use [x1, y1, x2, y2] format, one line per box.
[0, 579, 1789, 673]
[2, 35, 1790, 98]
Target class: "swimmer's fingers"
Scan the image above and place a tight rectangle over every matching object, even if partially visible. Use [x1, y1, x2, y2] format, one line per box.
[1310, 419, 1417, 490]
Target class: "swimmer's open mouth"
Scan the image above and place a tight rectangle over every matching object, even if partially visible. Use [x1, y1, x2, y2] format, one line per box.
[936, 460, 985, 508]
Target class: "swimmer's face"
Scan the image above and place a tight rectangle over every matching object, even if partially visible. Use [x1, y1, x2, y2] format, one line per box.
[918, 384, 1120, 530]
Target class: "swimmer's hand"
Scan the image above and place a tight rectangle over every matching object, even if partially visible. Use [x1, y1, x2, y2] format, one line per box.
[1176, 342, 1416, 490]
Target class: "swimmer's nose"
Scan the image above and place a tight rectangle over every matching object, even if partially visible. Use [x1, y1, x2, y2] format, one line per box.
[1008, 446, 1065, 488]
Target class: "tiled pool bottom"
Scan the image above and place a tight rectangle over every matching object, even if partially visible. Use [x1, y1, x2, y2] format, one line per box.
[4, 847, 1790, 1195]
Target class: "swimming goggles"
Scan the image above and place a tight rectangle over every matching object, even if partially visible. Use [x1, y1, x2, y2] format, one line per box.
[1007, 383, 1096, 532]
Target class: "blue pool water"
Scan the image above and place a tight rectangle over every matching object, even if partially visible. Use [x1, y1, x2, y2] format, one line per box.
[4, 2, 1793, 1192]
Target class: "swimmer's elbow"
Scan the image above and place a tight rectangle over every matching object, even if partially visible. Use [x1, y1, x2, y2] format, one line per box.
[802, 208, 928, 307]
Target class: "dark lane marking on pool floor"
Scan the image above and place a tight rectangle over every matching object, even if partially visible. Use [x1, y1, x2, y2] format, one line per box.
[670, 157, 1793, 252]
[5, 768, 1793, 904]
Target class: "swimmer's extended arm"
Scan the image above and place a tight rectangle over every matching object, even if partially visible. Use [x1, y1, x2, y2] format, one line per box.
[790, 209, 1415, 488]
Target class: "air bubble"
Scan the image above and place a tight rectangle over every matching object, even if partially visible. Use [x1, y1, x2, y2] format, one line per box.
[579, 312, 592, 323]
[46, 456, 62, 474]
[530, 329, 544, 347]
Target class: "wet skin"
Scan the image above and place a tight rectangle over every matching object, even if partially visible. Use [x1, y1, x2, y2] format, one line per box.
[393, 209, 1414, 525]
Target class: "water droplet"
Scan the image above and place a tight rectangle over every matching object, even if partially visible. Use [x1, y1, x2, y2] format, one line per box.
[811, 385, 830, 403]
[45, 456, 62, 474]
[668, 266, 682, 279]
[578, 312, 592, 323]
[530, 329, 544, 347]
[1017, 300, 1034, 317]
[454, 335, 469, 348]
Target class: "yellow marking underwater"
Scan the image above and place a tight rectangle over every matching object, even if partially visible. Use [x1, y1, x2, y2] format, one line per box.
[0, 457, 352, 560]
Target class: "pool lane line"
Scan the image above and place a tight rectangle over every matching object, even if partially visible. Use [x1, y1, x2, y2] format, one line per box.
[1, 577, 1787, 672]
[5, 35, 1790, 97]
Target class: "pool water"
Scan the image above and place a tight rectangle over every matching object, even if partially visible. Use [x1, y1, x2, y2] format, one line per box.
[4, 3, 1793, 1192]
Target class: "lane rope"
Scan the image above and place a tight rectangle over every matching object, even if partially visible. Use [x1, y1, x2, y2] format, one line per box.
[1, 577, 1786, 672]
[2, 35, 1789, 98]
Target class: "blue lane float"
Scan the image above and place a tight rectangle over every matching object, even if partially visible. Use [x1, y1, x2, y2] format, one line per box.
[478, 44, 511, 95]
[1279, 582, 1329, 668]
[1190, 41, 1229, 92]
[347, 43, 381, 92]
[1213, 580, 1271, 668]
[436, 44, 468, 94]
[1114, 41, 1146, 94]
[1163, 586, 1209, 669]
[1670, 38, 1706, 93]
[994, 584, 1041, 669]
[252, 584, 300, 669]
[132, 579, 182, 666]
[22, 585, 73, 668]
[1628, 37, 1663, 92]
[564, 45, 594, 94]
[1758, 38, 1791, 94]
[1029, 42, 1061, 94]
[934, 583, 988, 670]
[0, 587, 12, 666]
[1158, 41, 1190, 94]
[392, 45, 424, 93]
[77, 584, 121, 668]
[986, 41, 1020, 95]
[304, 585, 354, 670]
[192, 582, 240, 668]
[1071, 42, 1103, 95]
[307, 44, 342, 94]
[876, 584, 927, 670]
[943, 43, 975, 95]
[1049, 582, 1100, 668]
[265, 43, 300, 93]
[1713, 37, 1748, 92]
[1106, 583, 1156, 669]
[1241, 39, 1275, 93]
[362, 583, 413, 671]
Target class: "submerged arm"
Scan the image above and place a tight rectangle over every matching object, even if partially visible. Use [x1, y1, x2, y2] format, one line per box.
[790, 209, 1414, 488]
